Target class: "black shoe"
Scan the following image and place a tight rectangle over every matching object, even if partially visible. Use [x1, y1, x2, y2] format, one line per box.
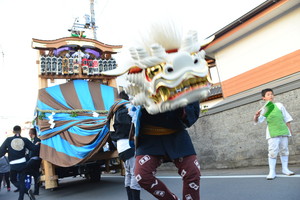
[131, 189, 141, 200]
[28, 189, 36, 200]
[14, 188, 19, 192]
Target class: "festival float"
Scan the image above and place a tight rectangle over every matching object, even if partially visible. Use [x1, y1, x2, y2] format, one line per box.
[31, 4, 124, 190]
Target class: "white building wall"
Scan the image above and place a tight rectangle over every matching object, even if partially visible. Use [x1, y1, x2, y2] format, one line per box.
[215, 6, 300, 82]
[201, 98, 223, 109]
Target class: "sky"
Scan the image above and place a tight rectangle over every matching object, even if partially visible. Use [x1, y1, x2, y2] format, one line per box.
[0, 0, 266, 141]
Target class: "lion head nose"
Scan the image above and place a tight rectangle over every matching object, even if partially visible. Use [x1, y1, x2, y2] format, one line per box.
[171, 52, 193, 72]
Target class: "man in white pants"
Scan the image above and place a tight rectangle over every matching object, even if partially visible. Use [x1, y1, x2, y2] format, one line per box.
[254, 88, 295, 180]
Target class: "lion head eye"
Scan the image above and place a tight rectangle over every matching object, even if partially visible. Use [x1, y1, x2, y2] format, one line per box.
[194, 58, 199, 64]
[165, 66, 173, 73]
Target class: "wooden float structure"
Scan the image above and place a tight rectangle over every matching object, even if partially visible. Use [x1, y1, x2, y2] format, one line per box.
[32, 36, 124, 189]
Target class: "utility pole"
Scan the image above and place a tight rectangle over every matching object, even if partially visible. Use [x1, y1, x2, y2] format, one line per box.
[68, 1, 98, 40]
[90, 0, 97, 40]
[0, 45, 4, 70]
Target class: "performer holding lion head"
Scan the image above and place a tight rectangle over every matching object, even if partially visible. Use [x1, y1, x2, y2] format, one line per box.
[103, 19, 213, 200]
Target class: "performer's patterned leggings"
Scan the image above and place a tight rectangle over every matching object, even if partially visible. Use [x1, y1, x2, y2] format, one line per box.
[134, 155, 201, 200]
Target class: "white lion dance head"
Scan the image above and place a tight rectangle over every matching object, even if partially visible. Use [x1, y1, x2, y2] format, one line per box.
[103, 20, 214, 114]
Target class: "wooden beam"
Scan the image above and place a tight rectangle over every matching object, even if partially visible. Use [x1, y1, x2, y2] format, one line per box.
[42, 160, 58, 189]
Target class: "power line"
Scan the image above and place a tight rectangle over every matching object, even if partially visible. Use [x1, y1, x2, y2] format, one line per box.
[96, 0, 110, 19]
[0, 44, 4, 58]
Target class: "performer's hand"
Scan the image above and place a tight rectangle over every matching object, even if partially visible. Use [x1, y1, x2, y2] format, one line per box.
[254, 110, 261, 122]
[255, 110, 261, 116]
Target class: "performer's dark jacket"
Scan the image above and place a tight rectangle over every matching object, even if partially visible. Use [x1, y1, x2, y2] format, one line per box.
[109, 101, 135, 161]
[26, 136, 42, 180]
[136, 101, 200, 160]
[29, 137, 41, 159]
[0, 135, 38, 171]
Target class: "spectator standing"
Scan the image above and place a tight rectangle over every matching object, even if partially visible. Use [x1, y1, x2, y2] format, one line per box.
[0, 155, 11, 191]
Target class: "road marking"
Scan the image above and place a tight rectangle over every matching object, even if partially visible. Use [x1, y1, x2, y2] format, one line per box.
[103, 174, 300, 179]
[155, 175, 300, 179]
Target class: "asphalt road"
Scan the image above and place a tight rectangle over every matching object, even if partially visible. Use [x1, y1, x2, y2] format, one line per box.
[1, 165, 300, 200]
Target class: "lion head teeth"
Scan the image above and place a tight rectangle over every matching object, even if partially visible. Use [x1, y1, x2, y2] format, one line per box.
[126, 72, 145, 85]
